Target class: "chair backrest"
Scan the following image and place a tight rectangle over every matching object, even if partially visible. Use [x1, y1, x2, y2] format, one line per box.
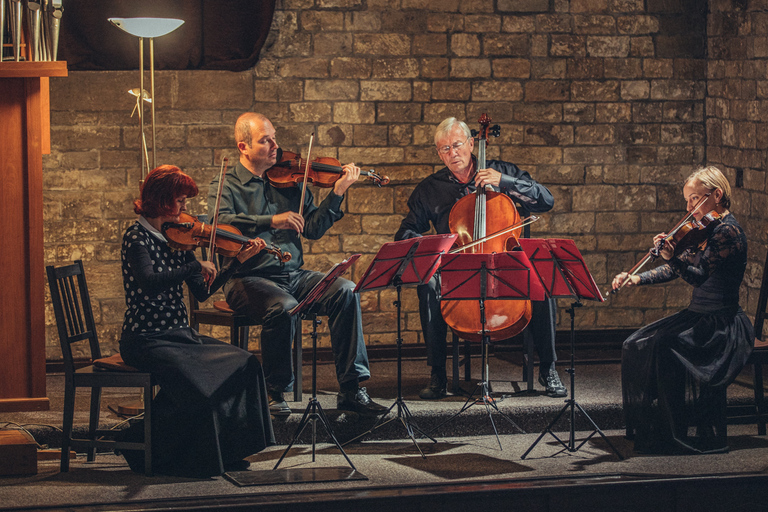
[755, 247, 768, 341]
[46, 260, 102, 376]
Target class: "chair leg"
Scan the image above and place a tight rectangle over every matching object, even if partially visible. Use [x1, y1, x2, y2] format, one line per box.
[523, 329, 535, 392]
[452, 333, 460, 394]
[293, 321, 303, 402]
[143, 383, 153, 476]
[61, 381, 75, 472]
[239, 326, 250, 351]
[464, 337, 471, 381]
[755, 362, 766, 436]
[87, 387, 102, 462]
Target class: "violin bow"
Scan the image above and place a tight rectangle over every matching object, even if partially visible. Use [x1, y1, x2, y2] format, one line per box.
[206, 157, 229, 289]
[607, 192, 712, 298]
[297, 132, 314, 220]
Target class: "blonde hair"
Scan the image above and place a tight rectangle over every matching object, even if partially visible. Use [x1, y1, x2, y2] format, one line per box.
[685, 166, 731, 209]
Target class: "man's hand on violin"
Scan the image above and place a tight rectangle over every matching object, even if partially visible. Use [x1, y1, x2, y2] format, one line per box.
[612, 272, 640, 291]
[653, 233, 676, 260]
[475, 168, 502, 189]
[200, 261, 218, 286]
[333, 163, 361, 196]
[237, 238, 267, 263]
[271, 211, 305, 233]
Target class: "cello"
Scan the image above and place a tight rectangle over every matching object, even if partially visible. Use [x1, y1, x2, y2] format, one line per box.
[440, 114, 533, 342]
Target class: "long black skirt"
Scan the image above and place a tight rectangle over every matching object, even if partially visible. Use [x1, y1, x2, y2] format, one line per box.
[119, 328, 275, 477]
[622, 306, 753, 454]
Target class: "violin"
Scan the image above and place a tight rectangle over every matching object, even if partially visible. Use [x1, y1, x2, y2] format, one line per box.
[162, 212, 291, 263]
[651, 210, 722, 258]
[265, 149, 390, 188]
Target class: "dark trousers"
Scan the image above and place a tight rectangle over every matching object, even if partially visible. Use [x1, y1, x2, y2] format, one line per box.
[417, 274, 557, 371]
[224, 269, 371, 392]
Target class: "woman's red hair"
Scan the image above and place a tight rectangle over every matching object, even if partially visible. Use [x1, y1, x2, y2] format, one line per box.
[133, 165, 198, 218]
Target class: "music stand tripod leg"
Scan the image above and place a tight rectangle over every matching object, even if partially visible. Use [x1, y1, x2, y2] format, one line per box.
[342, 283, 435, 458]
[274, 312, 357, 471]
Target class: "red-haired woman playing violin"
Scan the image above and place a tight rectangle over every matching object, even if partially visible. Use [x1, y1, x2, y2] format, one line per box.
[613, 166, 753, 455]
[118, 165, 274, 477]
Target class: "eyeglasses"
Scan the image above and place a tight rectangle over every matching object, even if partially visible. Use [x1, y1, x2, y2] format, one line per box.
[437, 135, 471, 155]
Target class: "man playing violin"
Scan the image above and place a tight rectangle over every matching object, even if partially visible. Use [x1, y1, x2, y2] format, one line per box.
[208, 112, 386, 418]
[395, 117, 566, 400]
[613, 166, 753, 454]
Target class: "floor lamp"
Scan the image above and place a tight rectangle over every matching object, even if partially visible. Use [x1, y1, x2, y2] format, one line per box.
[108, 17, 184, 183]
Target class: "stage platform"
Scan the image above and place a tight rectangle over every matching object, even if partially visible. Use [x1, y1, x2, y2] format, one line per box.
[1, 351, 767, 511]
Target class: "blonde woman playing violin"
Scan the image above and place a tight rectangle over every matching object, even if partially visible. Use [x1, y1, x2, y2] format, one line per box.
[615, 166, 753, 455]
[118, 165, 274, 477]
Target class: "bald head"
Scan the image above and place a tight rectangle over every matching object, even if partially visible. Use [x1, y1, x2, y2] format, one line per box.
[235, 113, 278, 176]
[235, 112, 270, 148]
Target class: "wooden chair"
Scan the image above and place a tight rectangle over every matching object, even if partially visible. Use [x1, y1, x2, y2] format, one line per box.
[47, 260, 153, 476]
[188, 240, 303, 402]
[727, 247, 768, 435]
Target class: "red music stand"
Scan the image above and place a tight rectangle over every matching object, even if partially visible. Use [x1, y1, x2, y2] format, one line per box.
[273, 254, 363, 473]
[343, 234, 457, 457]
[434, 251, 546, 449]
[517, 239, 623, 460]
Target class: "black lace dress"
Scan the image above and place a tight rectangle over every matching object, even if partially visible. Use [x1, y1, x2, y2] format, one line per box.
[118, 220, 275, 476]
[622, 213, 753, 454]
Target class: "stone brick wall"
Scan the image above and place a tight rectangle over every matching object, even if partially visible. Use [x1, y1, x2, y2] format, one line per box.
[707, 0, 768, 325]
[43, 0, 764, 360]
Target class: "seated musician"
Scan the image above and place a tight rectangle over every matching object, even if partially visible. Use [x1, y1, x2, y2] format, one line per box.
[613, 166, 753, 454]
[118, 165, 274, 477]
[207, 112, 386, 418]
[395, 117, 566, 399]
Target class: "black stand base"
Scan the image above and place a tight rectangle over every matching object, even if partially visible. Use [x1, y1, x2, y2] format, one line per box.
[521, 302, 623, 460]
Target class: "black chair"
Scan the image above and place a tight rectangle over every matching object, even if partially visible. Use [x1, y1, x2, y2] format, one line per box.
[451, 331, 536, 394]
[47, 260, 153, 476]
[728, 247, 768, 435]
[188, 240, 303, 402]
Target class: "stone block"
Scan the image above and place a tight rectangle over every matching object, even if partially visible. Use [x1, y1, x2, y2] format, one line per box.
[427, 13, 464, 33]
[660, 124, 706, 145]
[465, 15, 502, 33]
[317, 124, 352, 146]
[317, 0, 363, 7]
[331, 58, 372, 79]
[587, 36, 630, 57]
[421, 58, 451, 78]
[174, 71, 253, 110]
[502, 146, 562, 165]
[650, 80, 704, 100]
[493, 59, 532, 78]
[345, 12, 383, 32]
[564, 102, 596, 122]
[334, 102, 376, 124]
[575, 125, 616, 145]
[372, 58, 420, 78]
[300, 11, 344, 32]
[611, 0, 645, 12]
[423, 103, 465, 123]
[515, 103, 562, 123]
[187, 126, 232, 148]
[342, 234, 395, 254]
[377, 103, 423, 123]
[451, 33, 481, 57]
[339, 147, 404, 165]
[573, 15, 616, 34]
[524, 124, 573, 146]
[616, 124, 659, 145]
[289, 102, 332, 123]
[305, 80, 359, 100]
[412, 34, 448, 55]
[573, 185, 617, 212]
[482, 34, 529, 57]
[50, 71, 140, 112]
[361, 214, 405, 234]
[413, 81, 431, 102]
[459, 0, 494, 13]
[354, 34, 411, 55]
[450, 58, 492, 78]
[630, 36, 655, 57]
[550, 35, 587, 57]
[564, 145, 622, 164]
[314, 33, 354, 56]
[632, 102, 663, 123]
[617, 15, 659, 34]
[497, 0, 549, 12]
[472, 81, 523, 101]
[549, 212, 596, 235]
[466, 102, 514, 122]
[361, 81, 412, 101]
[605, 58, 642, 79]
[536, 14, 572, 33]
[277, 58, 330, 78]
[353, 125, 389, 146]
[643, 58, 674, 78]
[402, 0, 460, 9]
[571, 80, 620, 101]
[525, 80, 569, 102]
[432, 81, 471, 101]
[381, 10, 428, 33]
[595, 211, 640, 232]
[501, 16, 536, 33]
[620, 80, 650, 100]
[567, 58, 605, 79]
[530, 59, 564, 79]
[531, 34, 549, 57]
[305, 235, 342, 254]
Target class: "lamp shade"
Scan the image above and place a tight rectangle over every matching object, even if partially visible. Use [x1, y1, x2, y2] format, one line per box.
[108, 17, 184, 38]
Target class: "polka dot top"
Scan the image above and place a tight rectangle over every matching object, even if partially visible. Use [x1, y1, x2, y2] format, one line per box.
[120, 221, 203, 335]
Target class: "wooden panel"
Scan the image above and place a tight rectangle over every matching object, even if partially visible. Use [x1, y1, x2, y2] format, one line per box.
[0, 62, 67, 412]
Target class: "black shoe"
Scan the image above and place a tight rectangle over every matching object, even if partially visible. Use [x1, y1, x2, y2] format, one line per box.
[223, 459, 251, 472]
[337, 387, 387, 416]
[538, 366, 567, 398]
[268, 389, 291, 417]
[419, 372, 447, 400]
